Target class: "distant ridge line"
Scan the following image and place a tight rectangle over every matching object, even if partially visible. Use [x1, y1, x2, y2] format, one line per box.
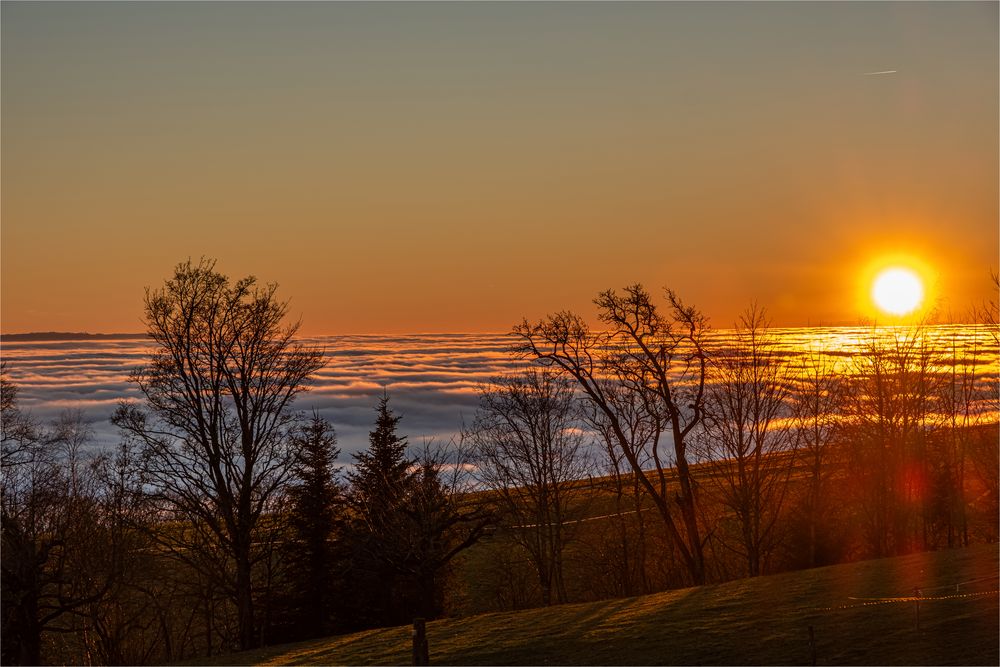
[1, 332, 149, 342]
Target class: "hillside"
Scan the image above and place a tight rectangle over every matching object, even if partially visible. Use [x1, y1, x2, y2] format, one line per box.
[194, 543, 998, 666]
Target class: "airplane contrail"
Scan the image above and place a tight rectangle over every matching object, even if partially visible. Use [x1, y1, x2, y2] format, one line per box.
[863, 70, 898, 75]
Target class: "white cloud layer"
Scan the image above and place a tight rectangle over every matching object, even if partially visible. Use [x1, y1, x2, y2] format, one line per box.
[2, 333, 520, 456]
[2, 327, 994, 458]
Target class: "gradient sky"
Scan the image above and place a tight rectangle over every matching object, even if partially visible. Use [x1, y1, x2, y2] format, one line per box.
[3, 1, 997, 334]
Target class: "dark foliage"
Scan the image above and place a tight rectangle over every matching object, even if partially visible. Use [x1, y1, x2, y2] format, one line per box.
[343, 394, 416, 628]
[280, 414, 345, 640]
[2, 274, 997, 665]
[112, 258, 325, 651]
[344, 395, 491, 628]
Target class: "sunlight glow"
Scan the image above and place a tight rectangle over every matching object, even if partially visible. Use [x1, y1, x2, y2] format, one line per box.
[871, 267, 924, 316]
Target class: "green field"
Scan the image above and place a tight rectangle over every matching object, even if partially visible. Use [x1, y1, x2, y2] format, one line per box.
[197, 544, 998, 666]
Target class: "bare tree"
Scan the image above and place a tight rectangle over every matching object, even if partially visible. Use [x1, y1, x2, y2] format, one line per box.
[112, 258, 324, 651]
[937, 283, 1000, 545]
[467, 369, 592, 605]
[697, 305, 795, 577]
[587, 378, 657, 596]
[789, 345, 845, 568]
[971, 272, 1000, 515]
[512, 285, 711, 585]
[1, 399, 122, 665]
[396, 440, 494, 619]
[843, 325, 943, 557]
[72, 438, 159, 666]
[932, 321, 990, 548]
[1, 363, 40, 471]
[1, 395, 62, 665]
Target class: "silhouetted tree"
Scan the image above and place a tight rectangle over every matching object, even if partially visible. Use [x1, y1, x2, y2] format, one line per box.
[468, 369, 592, 605]
[931, 326, 980, 547]
[1, 372, 53, 665]
[71, 438, 168, 666]
[789, 345, 845, 568]
[591, 397, 654, 597]
[843, 326, 942, 557]
[513, 285, 711, 585]
[346, 396, 491, 626]
[350, 394, 412, 526]
[112, 258, 324, 651]
[1, 364, 37, 470]
[345, 394, 414, 627]
[394, 442, 493, 619]
[1, 393, 123, 665]
[698, 306, 795, 577]
[967, 272, 1000, 534]
[284, 414, 343, 639]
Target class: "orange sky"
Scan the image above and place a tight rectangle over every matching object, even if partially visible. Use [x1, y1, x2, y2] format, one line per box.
[2, 2, 997, 334]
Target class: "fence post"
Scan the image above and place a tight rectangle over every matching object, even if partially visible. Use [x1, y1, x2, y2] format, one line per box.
[808, 625, 816, 666]
[913, 588, 921, 631]
[413, 617, 429, 666]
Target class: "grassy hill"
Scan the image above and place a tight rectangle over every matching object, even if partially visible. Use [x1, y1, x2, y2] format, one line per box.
[198, 544, 998, 666]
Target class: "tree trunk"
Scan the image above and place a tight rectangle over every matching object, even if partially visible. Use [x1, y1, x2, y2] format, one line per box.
[1, 525, 43, 666]
[18, 622, 41, 667]
[6, 605, 42, 667]
[634, 476, 649, 595]
[674, 454, 705, 585]
[417, 572, 437, 619]
[235, 554, 256, 650]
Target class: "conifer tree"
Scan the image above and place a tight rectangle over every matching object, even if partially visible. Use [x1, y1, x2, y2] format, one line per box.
[345, 394, 491, 627]
[349, 394, 413, 524]
[344, 394, 415, 627]
[286, 413, 342, 638]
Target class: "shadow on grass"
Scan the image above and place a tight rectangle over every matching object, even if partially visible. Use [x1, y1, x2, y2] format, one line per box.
[195, 544, 998, 666]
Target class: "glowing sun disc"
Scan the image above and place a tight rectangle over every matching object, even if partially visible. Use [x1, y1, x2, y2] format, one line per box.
[871, 267, 924, 315]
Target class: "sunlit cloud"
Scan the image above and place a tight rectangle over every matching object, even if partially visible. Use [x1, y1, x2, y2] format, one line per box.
[2, 328, 995, 456]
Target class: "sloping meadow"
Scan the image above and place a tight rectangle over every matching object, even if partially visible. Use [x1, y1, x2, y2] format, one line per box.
[189, 543, 999, 666]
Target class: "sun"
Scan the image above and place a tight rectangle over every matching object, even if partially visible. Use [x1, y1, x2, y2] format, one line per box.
[871, 267, 924, 316]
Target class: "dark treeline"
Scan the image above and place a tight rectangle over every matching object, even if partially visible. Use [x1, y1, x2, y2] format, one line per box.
[1, 261, 997, 665]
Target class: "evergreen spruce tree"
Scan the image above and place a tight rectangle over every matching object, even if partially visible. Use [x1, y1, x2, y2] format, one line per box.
[344, 393, 415, 628]
[345, 394, 492, 628]
[349, 394, 413, 524]
[285, 413, 342, 639]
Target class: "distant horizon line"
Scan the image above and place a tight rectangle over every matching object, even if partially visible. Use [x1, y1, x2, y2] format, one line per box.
[1, 320, 988, 341]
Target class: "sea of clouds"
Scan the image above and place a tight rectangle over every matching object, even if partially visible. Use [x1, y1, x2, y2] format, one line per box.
[1, 333, 519, 456]
[2, 326, 996, 459]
